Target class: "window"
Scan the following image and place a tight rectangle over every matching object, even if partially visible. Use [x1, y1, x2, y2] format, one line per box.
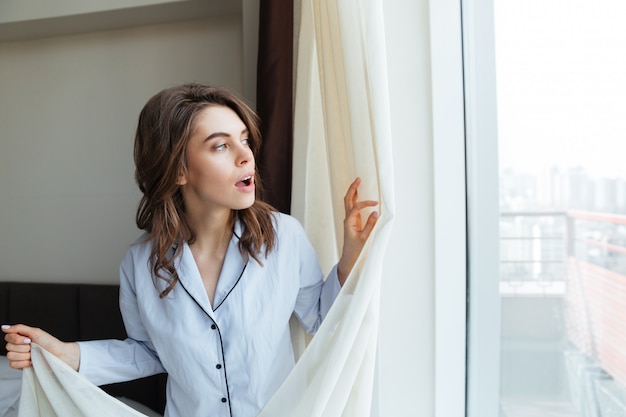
[468, 1, 626, 416]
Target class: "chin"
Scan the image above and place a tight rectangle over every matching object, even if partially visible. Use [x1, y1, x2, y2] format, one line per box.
[235, 198, 256, 211]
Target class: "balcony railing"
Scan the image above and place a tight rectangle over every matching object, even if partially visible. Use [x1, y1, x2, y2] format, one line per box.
[500, 210, 626, 295]
[500, 211, 567, 296]
[501, 210, 626, 404]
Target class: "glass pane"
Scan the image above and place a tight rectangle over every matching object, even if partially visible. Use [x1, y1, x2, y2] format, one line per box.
[495, 1, 626, 416]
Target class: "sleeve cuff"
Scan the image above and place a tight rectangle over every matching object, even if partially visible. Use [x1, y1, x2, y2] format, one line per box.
[320, 265, 342, 320]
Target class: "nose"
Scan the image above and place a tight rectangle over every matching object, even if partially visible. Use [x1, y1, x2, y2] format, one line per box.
[236, 143, 254, 166]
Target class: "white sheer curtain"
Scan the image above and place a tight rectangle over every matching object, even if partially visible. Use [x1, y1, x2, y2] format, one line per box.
[19, 344, 146, 417]
[259, 0, 394, 415]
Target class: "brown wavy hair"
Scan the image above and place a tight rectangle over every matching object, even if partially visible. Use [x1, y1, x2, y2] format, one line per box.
[134, 83, 276, 297]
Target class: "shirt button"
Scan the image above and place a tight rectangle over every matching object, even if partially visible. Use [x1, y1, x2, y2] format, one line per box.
[211, 324, 217, 330]
[221, 398, 227, 403]
[216, 364, 222, 369]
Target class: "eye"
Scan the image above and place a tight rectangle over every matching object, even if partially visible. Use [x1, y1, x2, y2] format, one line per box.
[214, 143, 228, 151]
[242, 137, 251, 147]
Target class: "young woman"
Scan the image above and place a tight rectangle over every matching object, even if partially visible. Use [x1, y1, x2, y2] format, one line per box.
[2, 83, 378, 417]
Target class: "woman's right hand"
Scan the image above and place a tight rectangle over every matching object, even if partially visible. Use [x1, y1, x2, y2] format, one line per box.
[2, 324, 80, 371]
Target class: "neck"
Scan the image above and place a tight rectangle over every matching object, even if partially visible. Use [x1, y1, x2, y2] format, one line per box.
[187, 208, 234, 251]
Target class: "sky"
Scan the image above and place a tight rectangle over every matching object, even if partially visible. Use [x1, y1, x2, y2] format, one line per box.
[494, 0, 626, 179]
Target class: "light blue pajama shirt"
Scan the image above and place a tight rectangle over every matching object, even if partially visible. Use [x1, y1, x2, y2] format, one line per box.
[77, 213, 341, 417]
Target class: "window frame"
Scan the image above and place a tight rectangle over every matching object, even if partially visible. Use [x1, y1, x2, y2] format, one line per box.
[428, 1, 469, 416]
[461, 1, 502, 416]
[429, 1, 501, 416]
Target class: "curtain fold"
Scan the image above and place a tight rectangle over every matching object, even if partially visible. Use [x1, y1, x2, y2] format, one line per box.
[260, 0, 394, 415]
[18, 344, 146, 417]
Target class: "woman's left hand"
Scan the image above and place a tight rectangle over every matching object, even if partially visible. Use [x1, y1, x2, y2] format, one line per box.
[337, 177, 379, 285]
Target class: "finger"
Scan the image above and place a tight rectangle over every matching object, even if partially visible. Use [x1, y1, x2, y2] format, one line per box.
[5, 342, 32, 369]
[6, 350, 31, 361]
[5, 341, 31, 353]
[347, 200, 379, 217]
[361, 211, 379, 238]
[7, 359, 31, 370]
[344, 177, 361, 214]
[5, 333, 32, 345]
[347, 177, 361, 192]
[3, 324, 44, 341]
[3, 324, 35, 335]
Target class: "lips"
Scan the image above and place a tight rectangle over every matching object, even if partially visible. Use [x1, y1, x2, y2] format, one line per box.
[240, 175, 253, 186]
[235, 172, 255, 191]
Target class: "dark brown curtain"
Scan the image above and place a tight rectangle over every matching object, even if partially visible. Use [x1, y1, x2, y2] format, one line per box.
[256, 0, 294, 214]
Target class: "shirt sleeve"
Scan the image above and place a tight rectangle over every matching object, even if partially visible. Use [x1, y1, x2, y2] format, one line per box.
[77, 338, 164, 386]
[287, 215, 342, 334]
[320, 264, 342, 318]
[77, 244, 165, 386]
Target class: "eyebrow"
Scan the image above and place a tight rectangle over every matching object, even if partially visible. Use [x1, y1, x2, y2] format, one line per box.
[205, 129, 249, 142]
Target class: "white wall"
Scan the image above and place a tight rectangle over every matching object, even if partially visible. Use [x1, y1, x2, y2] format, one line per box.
[0, 0, 191, 23]
[378, 0, 435, 415]
[0, 16, 244, 283]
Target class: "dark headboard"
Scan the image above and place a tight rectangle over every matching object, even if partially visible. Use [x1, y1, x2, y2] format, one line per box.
[0, 282, 166, 414]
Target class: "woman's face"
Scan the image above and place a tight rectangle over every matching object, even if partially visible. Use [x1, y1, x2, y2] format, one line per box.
[178, 105, 256, 215]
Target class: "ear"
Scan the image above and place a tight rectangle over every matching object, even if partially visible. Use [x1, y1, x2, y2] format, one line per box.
[176, 172, 187, 186]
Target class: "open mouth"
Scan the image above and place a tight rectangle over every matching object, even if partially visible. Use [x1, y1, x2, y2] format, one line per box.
[236, 174, 255, 189]
[241, 176, 252, 186]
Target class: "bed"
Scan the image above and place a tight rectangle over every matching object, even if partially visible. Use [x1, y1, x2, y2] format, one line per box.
[0, 282, 166, 417]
